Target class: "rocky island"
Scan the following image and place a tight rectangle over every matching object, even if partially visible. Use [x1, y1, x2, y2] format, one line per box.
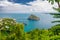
[28, 14, 40, 21]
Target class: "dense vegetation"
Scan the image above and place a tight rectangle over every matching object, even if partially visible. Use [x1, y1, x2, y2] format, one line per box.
[0, 18, 60, 40]
[48, 0, 60, 40]
[48, 0, 60, 27]
[0, 18, 24, 40]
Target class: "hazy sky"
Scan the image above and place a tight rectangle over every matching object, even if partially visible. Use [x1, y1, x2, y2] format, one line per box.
[0, 0, 58, 13]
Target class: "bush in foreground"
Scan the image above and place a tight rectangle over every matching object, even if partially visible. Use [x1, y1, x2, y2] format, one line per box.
[0, 18, 60, 40]
[0, 18, 24, 40]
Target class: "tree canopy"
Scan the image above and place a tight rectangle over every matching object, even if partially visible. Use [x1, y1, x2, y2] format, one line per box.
[48, 0, 60, 12]
[0, 18, 60, 40]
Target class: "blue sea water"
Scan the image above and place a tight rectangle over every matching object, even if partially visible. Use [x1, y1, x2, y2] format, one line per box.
[0, 13, 57, 32]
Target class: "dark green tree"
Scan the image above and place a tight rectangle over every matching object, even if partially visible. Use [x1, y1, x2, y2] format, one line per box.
[48, 0, 60, 40]
[48, 0, 60, 27]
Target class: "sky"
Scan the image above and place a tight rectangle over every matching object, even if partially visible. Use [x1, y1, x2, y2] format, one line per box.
[0, 0, 58, 13]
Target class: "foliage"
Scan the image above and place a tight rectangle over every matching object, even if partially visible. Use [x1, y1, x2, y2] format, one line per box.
[50, 13, 60, 26]
[48, 0, 60, 4]
[0, 18, 60, 40]
[52, 20, 60, 23]
[49, 24, 60, 35]
[48, 0, 60, 12]
[53, 7, 60, 12]
[48, 0, 60, 40]
[0, 18, 24, 40]
[49, 24, 60, 40]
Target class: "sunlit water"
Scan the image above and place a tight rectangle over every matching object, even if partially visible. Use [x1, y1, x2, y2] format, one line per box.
[0, 13, 58, 32]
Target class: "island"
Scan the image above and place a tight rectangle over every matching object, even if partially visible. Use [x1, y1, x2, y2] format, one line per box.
[28, 14, 40, 21]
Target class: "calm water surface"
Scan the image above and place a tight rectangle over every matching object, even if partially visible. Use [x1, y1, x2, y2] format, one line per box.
[0, 13, 58, 32]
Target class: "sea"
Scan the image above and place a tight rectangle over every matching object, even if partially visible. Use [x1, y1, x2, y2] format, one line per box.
[0, 13, 58, 32]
